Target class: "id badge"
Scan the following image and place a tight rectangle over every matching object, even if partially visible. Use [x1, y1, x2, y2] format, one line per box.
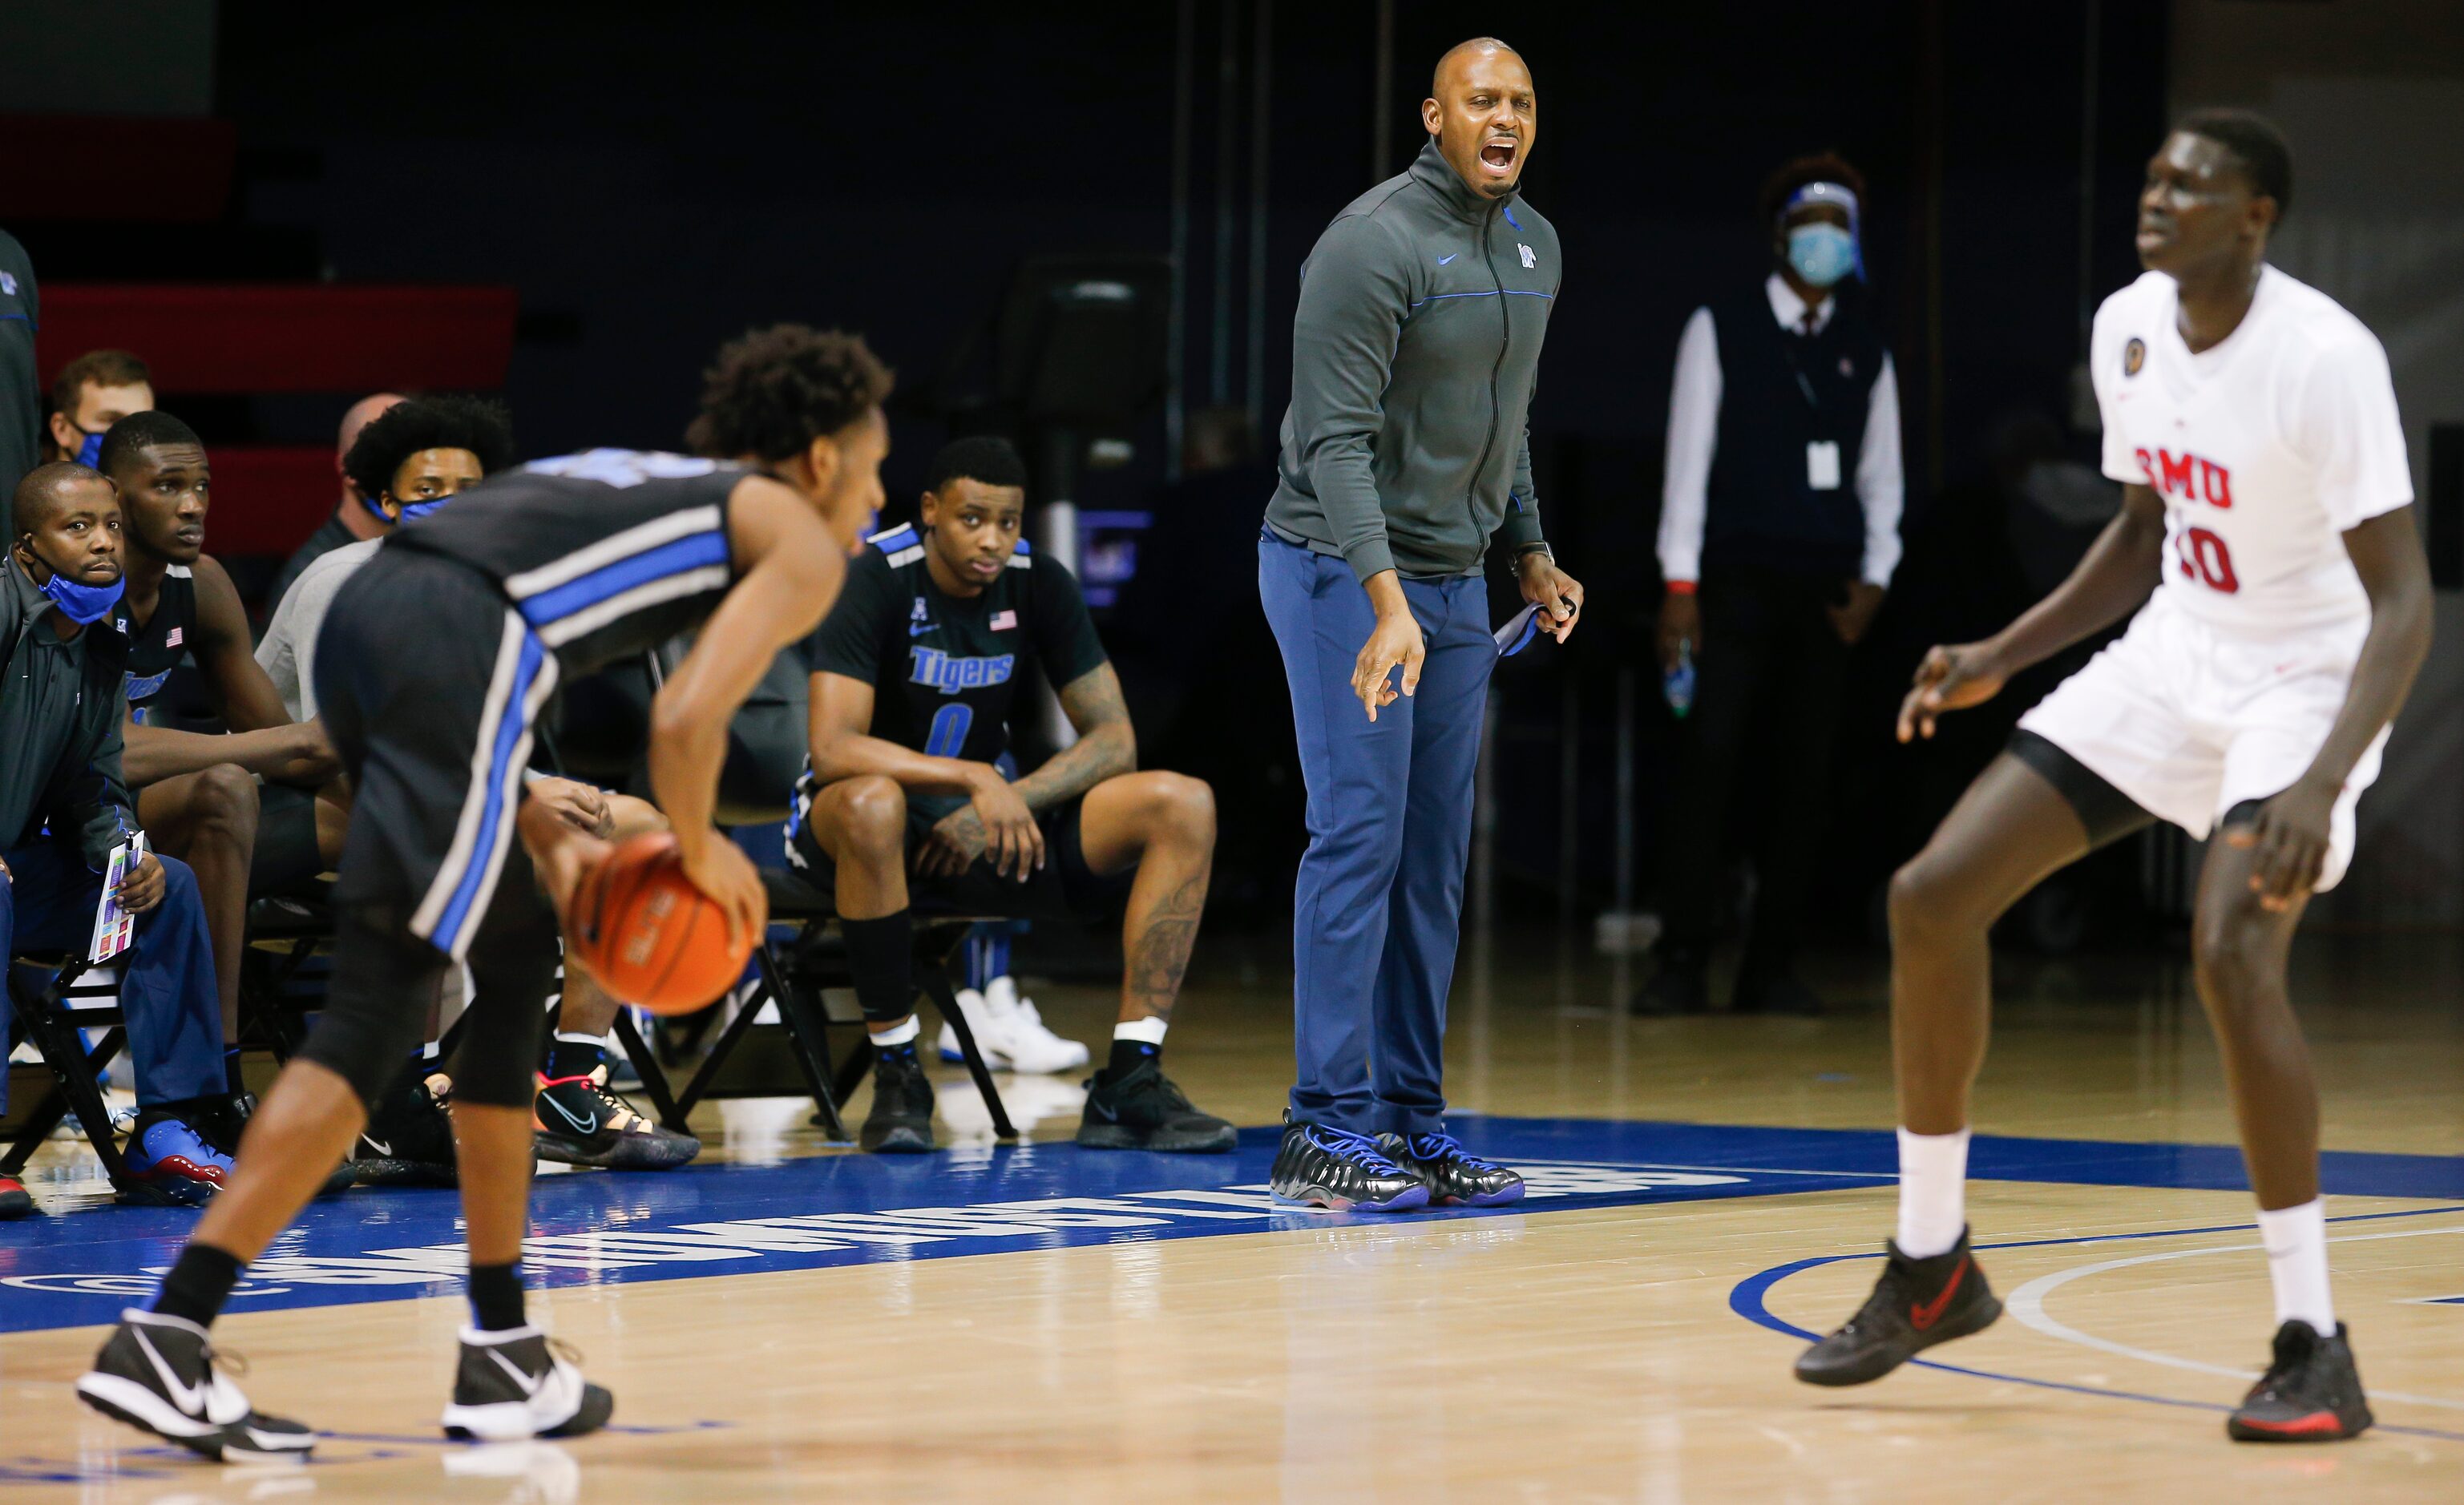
[1806, 440, 1842, 491]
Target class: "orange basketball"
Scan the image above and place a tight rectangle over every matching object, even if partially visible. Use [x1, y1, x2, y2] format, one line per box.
[568, 833, 755, 1015]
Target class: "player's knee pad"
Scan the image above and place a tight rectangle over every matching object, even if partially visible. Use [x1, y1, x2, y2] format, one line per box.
[296, 904, 446, 1113]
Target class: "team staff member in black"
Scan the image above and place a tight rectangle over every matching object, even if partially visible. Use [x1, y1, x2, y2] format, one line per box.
[0, 229, 37, 511]
[81, 325, 889, 1459]
[99, 412, 344, 1128]
[792, 436, 1230, 1155]
[1644, 151, 1905, 1018]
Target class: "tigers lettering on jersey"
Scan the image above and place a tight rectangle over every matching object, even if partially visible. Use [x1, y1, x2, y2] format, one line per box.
[909, 646, 1016, 695]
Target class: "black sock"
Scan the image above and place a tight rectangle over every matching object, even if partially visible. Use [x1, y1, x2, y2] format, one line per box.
[547, 1035, 607, 1080]
[839, 911, 915, 1026]
[875, 1039, 920, 1069]
[153, 1245, 244, 1327]
[1107, 1038, 1160, 1078]
[221, 1047, 245, 1097]
[468, 1261, 527, 1331]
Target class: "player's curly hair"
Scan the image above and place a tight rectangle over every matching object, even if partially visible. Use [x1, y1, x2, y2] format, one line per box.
[341, 393, 516, 502]
[1759, 151, 1867, 228]
[685, 325, 894, 462]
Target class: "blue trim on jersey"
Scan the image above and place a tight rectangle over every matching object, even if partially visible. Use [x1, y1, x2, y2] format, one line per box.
[870, 525, 921, 554]
[517, 531, 731, 630]
[432, 632, 547, 951]
[1011, 538, 1031, 555]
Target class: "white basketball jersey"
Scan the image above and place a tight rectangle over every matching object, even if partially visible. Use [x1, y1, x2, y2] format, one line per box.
[2090, 266, 2412, 637]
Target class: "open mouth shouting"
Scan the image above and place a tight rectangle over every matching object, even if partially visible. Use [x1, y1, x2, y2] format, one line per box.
[1478, 134, 1520, 179]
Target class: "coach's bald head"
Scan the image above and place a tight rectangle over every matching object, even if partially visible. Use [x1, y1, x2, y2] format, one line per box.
[1424, 38, 1534, 200]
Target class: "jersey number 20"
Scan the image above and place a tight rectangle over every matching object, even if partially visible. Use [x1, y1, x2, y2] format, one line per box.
[2175, 526, 2240, 594]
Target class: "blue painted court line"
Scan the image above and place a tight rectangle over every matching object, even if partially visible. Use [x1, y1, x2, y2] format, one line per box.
[1728, 1205, 2464, 1446]
[1, 1117, 2457, 1334]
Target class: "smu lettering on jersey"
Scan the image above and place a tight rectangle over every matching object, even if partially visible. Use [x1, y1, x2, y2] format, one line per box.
[389, 449, 744, 676]
[2091, 267, 2412, 636]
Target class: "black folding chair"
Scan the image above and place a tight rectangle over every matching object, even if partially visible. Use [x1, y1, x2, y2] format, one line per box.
[2, 952, 154, 1200]
[612, 870, 1016, 1142]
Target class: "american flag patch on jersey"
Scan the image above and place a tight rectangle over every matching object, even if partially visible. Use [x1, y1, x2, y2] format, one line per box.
[990, 610, 1016, 631]
[165, 627, 184, 648]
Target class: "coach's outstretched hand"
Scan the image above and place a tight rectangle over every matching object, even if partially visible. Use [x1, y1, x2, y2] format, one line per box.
[1897, 643, 2010, 743]
[1354, 571, 1425, 723]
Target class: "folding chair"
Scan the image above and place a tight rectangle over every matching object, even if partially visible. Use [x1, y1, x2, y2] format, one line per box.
[2, 951, 158, 1201]
[612, 870, 1017, 1142]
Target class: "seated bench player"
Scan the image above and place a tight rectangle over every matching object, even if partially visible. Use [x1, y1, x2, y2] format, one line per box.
[790, 435, 1232, 1154]
[99, 411, 346, 1144]
[257, 395, 697, 1177]
[1, 464, 236, 1208]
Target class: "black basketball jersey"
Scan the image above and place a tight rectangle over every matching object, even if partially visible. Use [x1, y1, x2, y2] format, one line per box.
[117, 563, 195, 725]
[803, 522, 1106, 769]
[390, 449, 745, 676]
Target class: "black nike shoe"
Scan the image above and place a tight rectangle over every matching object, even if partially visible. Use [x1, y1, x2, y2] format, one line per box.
[1794, 1230, 2003, 1386]
[440, 1325, 616, 1442]
[1375, 1131, 1525, 1206]
[860, 1050, 935, 1154]
[2227, 1321, 2374, 1442]
[534, 1066, 701, 1171]
[1076, 1059, 1236, 1152]
[355, 1068, 459, 1187]
[76, 1309, 317, 1461]
[1269, 1114, 1431, 1212]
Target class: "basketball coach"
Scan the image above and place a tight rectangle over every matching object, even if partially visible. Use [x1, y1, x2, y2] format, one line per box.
[1258, 37, 1582, 1212]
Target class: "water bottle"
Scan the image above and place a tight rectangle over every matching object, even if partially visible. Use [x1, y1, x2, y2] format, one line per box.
[1663, 640, 1696, 718]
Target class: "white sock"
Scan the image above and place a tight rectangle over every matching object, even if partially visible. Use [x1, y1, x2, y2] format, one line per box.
[1895, 1127, 1971, 1258]
[2256, 1199, 2336, 1337]
[552, 1031, 601, 1048]
[1113, 1018, 1168, 1047]
[870, 1016, 921, 1048]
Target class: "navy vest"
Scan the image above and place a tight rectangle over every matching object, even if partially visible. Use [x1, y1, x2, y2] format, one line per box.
[1703, 284, 1887, 579]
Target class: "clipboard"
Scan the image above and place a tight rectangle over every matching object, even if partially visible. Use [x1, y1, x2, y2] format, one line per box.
[91, 831, 146, 963]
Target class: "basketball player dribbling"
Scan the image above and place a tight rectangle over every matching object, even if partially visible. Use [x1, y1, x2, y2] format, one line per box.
[1793, 112, 2430, 1442]
[76, 327, 890, 1459]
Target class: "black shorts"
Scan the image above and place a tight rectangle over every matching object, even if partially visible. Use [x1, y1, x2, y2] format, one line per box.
[314, 548, 563, 961]
[248, 783, 327, 898]
[786, 785, 1131, 922]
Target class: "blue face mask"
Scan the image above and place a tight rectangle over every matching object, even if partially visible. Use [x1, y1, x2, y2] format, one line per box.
[397, 497, 451, 520]
[24, 547, 126, 625]
[73, 429, 105, 468]
[1786, 223, 1858, 289]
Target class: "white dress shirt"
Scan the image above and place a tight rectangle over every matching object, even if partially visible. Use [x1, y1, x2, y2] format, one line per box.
[1657, 272, 1904, 587]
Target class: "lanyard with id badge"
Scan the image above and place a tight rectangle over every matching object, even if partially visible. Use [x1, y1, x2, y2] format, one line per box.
[1779, 332, 1844, 497]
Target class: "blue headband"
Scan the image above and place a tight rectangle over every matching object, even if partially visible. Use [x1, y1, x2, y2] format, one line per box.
[1781, 180, 1864, 279]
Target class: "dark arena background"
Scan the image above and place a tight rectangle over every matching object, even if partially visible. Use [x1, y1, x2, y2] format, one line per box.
[1, 2, 2459, 1499]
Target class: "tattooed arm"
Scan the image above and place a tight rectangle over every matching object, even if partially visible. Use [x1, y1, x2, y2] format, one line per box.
[1008, 664, 1136, 813]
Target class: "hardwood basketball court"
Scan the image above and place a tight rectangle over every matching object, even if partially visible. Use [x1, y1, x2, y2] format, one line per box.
[2, 934, 2457, 1500]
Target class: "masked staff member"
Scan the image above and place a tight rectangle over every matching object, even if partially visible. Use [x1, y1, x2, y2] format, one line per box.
[1643, 151, 1905, 1019]
[0, 464, 234, 1212]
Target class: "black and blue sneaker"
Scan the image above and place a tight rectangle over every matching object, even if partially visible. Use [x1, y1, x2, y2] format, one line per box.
[1269, 1115, 1429, 1212]
[1377, 1131, 1525, 1206]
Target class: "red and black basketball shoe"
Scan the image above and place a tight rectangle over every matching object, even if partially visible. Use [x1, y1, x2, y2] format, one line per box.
[1793, 1229, 2003, 1386]
[2227, 1321, 2374, 1442]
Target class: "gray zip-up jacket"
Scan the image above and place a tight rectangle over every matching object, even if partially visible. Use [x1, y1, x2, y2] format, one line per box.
[1266, 139, 1561, 583]
[0, 557, 135, 870]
